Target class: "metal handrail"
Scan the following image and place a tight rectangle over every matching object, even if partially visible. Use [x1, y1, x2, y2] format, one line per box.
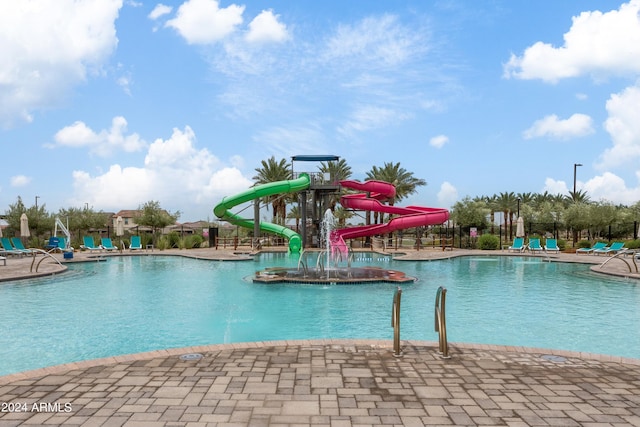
[30, 249, 65, 272]
[599, 249, 638, 273]
[391, 287, 402, 357]
[435, 286, 450, 359]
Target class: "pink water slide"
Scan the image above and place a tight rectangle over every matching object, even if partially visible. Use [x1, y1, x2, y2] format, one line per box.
[330, 180, 450, 254]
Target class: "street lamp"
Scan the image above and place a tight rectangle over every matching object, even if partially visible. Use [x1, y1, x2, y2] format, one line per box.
[517, 198, 521, 218]
[573, 163, 582, 198]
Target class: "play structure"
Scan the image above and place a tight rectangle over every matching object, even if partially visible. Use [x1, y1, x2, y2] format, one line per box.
[330, 179, 450, 255]
[213, 155, 450, 252]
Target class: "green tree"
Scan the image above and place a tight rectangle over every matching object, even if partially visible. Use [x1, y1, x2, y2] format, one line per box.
[495, 191, 518, 239]
[450, 197, 489, 229]
[564, 202, 590, 245]
[135, 201, 180, 235]
[318, 159, 352, 183]
[4, 197, 27, 237]
[365, 162, 426, 223]
[253, 156, 292, 225]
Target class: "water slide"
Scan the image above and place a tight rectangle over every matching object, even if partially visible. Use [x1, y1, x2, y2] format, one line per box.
[331, 179, 450, 253]
[213, 174, 310, 252]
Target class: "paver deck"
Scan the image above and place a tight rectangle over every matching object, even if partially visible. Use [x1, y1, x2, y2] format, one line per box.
[1, 340, 639, 426]
[1, 248, 639, 426]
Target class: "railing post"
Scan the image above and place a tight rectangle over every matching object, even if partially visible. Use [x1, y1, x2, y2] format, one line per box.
[391, 287, 402, 357]
[435, 286, 450, 359]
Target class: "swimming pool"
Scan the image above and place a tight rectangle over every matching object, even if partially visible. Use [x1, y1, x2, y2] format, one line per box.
[0, 253, 638, 376]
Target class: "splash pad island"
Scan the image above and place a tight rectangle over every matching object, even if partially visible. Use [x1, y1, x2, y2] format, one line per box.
[253, 209, 417, 284]
[253, 265, 416, 284]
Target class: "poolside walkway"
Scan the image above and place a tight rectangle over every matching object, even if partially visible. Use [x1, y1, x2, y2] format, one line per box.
[1, 247, 639, 426]
[1, 340, 640, 426]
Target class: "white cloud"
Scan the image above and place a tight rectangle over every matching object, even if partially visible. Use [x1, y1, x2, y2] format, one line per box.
[597, 84, 640, 169]
[165, 0, 244, 45]
[254, 124, 328, 158]
[437, 182, 458, 208]
[245, 10, 289, 44]
[0, 0, 122, 127]
[542, 177, 569, 195]
[543, 172, 640, 205]
[504, 0, 640, 82]
[338, 105, 412, 136]
[429, 134, 449, 149]
[70, 126, 253, 220]
[522, 113, 594, 140]
[10, 175, 31, 187]
[52, 116, 147, 157]
[148, 3, 172, 20]
[583, 171, 640, 204]
[323, 14, 426, 68]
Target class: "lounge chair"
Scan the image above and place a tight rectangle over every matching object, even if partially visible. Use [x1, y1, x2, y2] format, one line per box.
[528, 238, 543, 253]
[594, 241, 625, 256]
[10, 237, 36, 255]
[508, 237, 525, 252]
[101, 237, 118, 251]
[129, 235, 142, 251]
[576, 241, 607, 255]
[544, 238, 560, 253]
[81, 236, 102, 252]
[57, 237, 74, 252]
[0, 237, 27, 257]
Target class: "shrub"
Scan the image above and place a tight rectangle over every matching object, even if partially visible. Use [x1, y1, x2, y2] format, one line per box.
[577, 240, 592, 249]
[625, 239, 640, 249]
[167, 232, 181, 248]
[557, 239, 567, 251]
[478, 234, 499, 250]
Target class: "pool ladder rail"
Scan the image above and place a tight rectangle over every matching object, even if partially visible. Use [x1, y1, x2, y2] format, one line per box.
[435, 286, 450, 359]
[598, 249, 639, 275]
[391, 286, 450, 359]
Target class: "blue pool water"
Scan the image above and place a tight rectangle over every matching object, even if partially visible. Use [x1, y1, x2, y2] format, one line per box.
[0, 253, 638, 376]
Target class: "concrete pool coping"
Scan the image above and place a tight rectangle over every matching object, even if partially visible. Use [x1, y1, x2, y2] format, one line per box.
[1, 248, 639, 426]
[1, 246, 639, 282]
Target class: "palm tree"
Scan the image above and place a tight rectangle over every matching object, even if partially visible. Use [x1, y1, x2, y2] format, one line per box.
[495, 191, 518, 239]
[253, 156, 292, 224]
[567, 189, 590, 204]
[318, 159, 352, 183]
[366, 162, 427, 227]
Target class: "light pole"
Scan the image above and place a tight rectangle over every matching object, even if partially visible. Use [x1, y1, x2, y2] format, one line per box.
[517, 197, 521, 218]
[573, 163, 582, 199]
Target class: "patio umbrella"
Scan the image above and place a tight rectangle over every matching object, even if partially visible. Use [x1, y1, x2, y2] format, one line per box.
[20, 213, 30, 237]
[516, 216, 525, 238]
[116, 216, 124, 236]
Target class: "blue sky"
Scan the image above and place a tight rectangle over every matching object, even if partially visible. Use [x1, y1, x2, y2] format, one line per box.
[2, 0, 640, 222]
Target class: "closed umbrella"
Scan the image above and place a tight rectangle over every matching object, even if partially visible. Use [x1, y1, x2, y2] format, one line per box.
[20, 213, 30, 237]
[516, 216, 525, 238]
[116, 216, 124, 236]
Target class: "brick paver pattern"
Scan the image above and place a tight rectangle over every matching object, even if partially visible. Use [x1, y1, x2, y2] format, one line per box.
[1, 342, 640, 426]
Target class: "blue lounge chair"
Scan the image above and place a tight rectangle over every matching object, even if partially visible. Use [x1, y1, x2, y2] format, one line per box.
[0, 237, 25, 257]
[81, 236, 102, 252]
[10, 237, 35, 255]
[576, 241, 607, 255]
[528, 238, 543, 253]
[594, 241, 625, 256]
[129, 235, 142, 251]
[101, 237, 118, 251]
[544, 238, 560, 253]
[508, 237, 525, 252]
[57, 237, 73, 252]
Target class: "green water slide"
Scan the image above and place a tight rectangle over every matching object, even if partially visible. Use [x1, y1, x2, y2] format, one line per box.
[213, 173, 310, 252]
